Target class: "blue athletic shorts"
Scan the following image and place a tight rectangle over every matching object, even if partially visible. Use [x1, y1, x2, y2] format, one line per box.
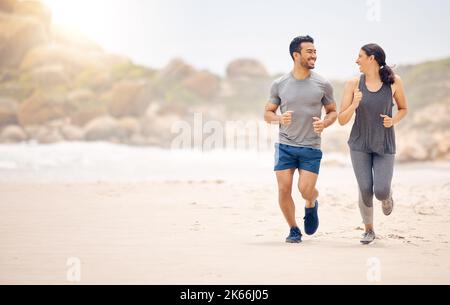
[274, 143, 323, 174]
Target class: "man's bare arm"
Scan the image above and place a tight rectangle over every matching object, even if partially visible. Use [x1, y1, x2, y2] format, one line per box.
[264, 102, 291, 125]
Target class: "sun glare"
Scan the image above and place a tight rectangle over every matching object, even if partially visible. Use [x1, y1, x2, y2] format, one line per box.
[42, 0, 123, 42]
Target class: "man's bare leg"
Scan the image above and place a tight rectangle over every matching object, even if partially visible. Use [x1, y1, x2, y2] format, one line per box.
[276, 168, 297, 228]
[298, 169, 319, 208]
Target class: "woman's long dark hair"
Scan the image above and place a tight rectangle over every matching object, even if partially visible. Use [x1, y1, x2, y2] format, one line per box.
[361, 43, 396, 85]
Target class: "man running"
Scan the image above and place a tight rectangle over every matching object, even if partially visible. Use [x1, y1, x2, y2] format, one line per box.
[264, 35, 337, 243]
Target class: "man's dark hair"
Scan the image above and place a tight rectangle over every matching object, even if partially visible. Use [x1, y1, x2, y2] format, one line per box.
[289, 35, 314, 61]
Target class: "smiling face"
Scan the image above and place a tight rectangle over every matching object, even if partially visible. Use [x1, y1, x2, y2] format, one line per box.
[293, 42, 317, 70]
[356, 49, 375, 73]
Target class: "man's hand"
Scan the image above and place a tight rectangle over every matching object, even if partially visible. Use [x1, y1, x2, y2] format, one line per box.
[280, 111, 293, 126]
[380, 114, 394, 128]
[312, 117, 325, 135]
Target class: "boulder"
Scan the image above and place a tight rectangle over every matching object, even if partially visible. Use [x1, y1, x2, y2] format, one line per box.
[70, 107, 107, 127]
[0, 97, 18, 126]
[20, 44, 103, 75]
[0, 0, 16, 12]
[0, 124, 27, 142]
[435, 131, 450, 159]
[23, 124, 39, 139]
[60, 124, 84, 141]
[397, 131, 433, 162]
[66, 89, 107, 126]
[74, 68, 112, 90]
[118, 116, 141, 137]
[30, 64, 70, 87]
[107, 80, 155, 118]
[226, 59, 269, 79]
[84, 116, 126, 141]
[46, 118, 69, 129]
[152, 114, 181, 137]
[17, 91, 69, 126]
[35, 127, 63, 144]
[67, 89, 95, 105]
[140, 103, 161, 137]
[160, 58, 196, 82]
[396, 102, 450, 162]
[182, 71, 220, 100]
[0, 12, 48, 69]
[13, 0, 52, 30]
[129, 134, 148, 146]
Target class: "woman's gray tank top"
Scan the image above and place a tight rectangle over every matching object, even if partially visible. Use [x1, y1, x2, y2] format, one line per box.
[348, 74, 396, 155]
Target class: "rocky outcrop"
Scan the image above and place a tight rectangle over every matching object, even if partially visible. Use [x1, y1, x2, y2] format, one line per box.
[226, 59, 269, 79]
[35, 127, 63, 144]
[30, 64, 70, 87]
[0, 124, 27, 142]
[13, 0, 52, 30]
[396, 102, 450, 162]
[60, 124, 84, 141]
[84, 116, 126, 141]
[19, 44, 104, 75]
[0, 0, 17, 12]
[67, 89, 96, 105]
[1, 1, 449, 161]
[0, 11, 49, 69]
[106, 80, 155, 118]
[17, 91, 70, 126]
[182, 71, 220, 100]
[65, 89, 107, 126]
[118, 116, 141, 137]
[160, 58, 196, 82]
[0, 97, 18, 126]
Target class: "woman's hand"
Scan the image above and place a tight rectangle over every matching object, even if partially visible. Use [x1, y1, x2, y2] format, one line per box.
[338, 77, 361, 126]
[380, 114, 394, 128]
[352, 89, 363, 109]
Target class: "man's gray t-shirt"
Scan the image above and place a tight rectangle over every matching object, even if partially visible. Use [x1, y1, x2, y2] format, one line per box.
[269, 71, 335, 149]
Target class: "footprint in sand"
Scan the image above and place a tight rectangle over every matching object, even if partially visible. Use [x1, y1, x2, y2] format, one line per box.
[202, 272, 223, 279]
[410, 235, 425, 240]
[414, 205, 435, 216]
[189, 221, 202, 232]
[98, 191, 121, 198]
[387, 234, 406, 240]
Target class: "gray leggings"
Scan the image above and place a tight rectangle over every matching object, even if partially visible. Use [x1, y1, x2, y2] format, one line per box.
[350, 150, 395, 225]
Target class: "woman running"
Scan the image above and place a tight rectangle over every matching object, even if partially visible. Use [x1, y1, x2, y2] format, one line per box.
[338, 43, 408, 245]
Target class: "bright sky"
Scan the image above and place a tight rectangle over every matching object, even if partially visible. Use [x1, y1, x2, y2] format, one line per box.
[42, 0, 450, 79]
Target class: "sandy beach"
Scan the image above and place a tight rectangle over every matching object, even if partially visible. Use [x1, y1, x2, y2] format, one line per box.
[1, 0, 449, 288]
[0, 144, 449, 284]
